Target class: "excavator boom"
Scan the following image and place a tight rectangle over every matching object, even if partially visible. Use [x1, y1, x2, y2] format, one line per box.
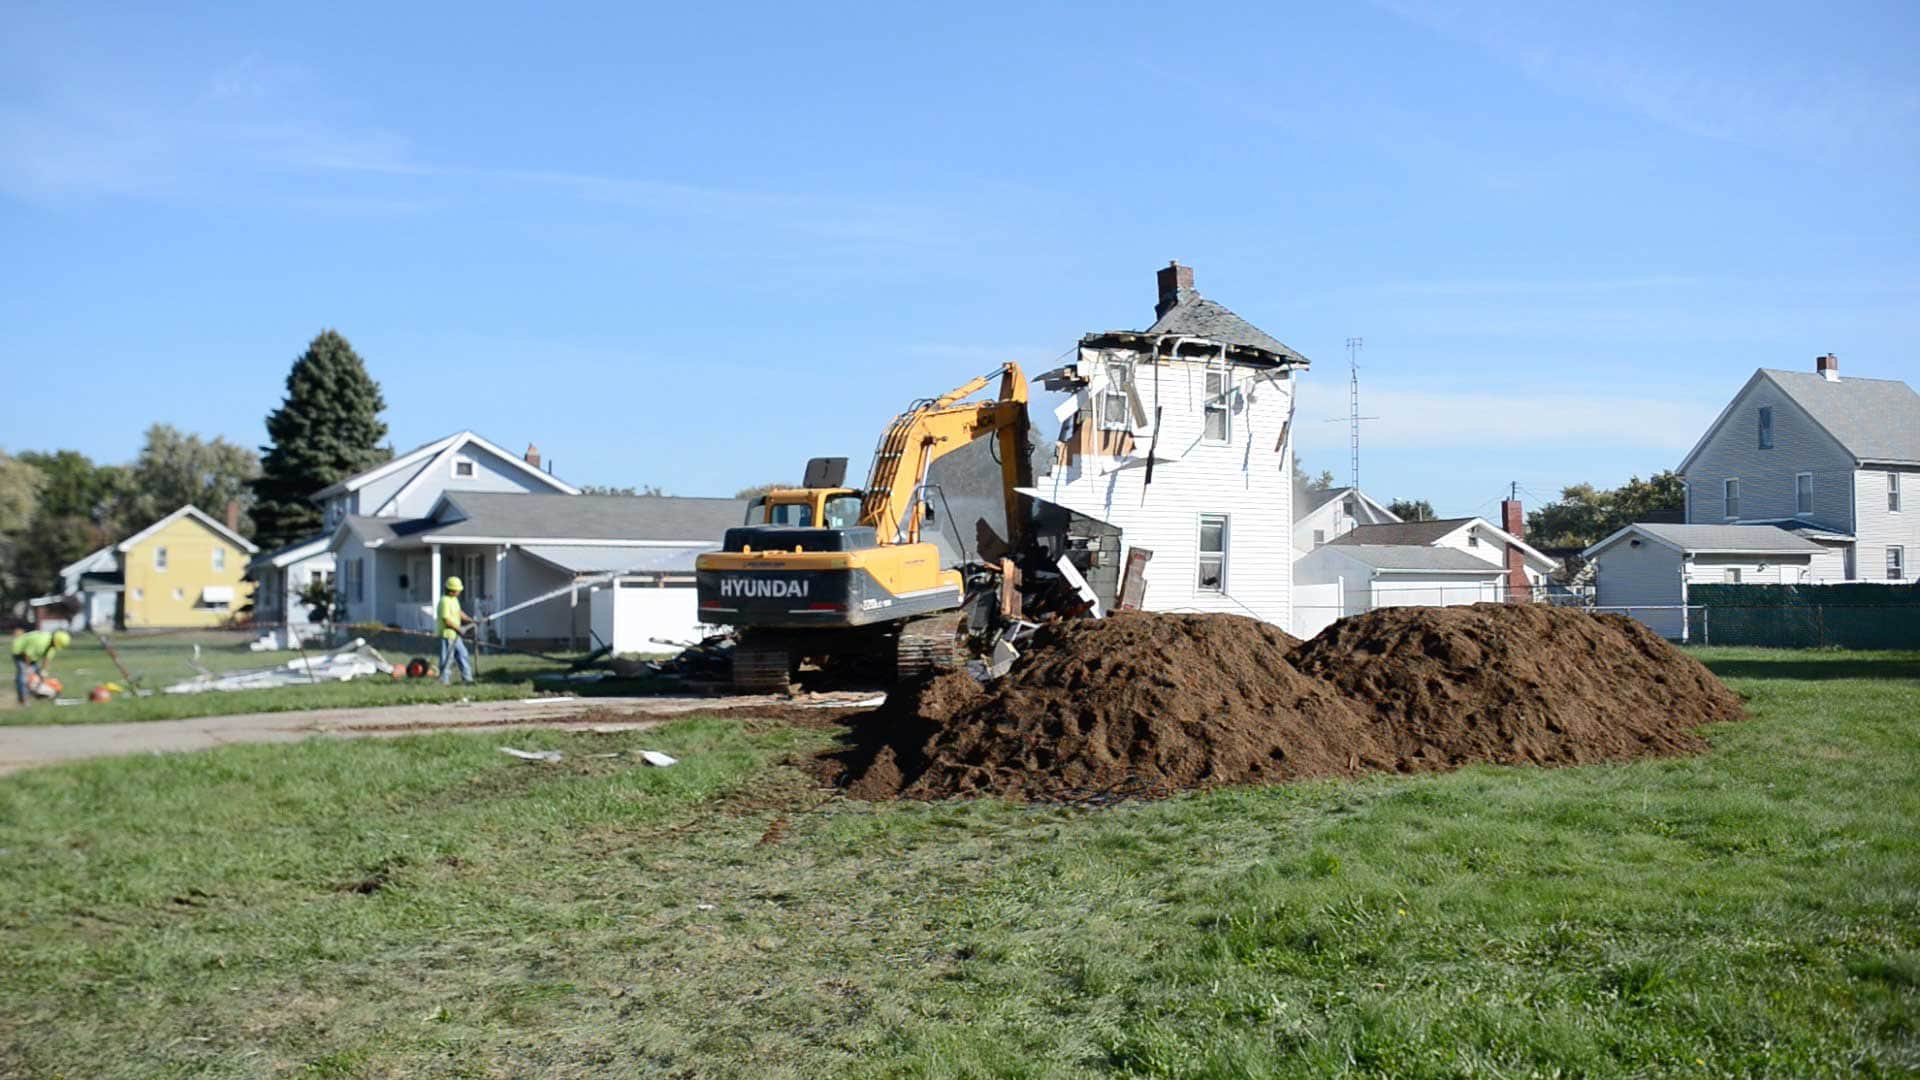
[859, 363, 1031, 547]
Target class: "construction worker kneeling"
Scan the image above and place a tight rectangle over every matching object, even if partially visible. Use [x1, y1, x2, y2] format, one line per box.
[12, 629, 71, 706]
[437, 577, 477, 685]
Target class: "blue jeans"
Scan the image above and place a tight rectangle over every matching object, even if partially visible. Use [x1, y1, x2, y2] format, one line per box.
[438, 636, 473, 685]
[14, 657, 33, 705]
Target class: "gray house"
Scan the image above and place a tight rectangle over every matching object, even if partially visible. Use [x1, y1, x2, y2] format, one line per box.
[329, 491, 746, 649]
[1582, 523, 1828, 640]
[1677, 355, 1919, 582]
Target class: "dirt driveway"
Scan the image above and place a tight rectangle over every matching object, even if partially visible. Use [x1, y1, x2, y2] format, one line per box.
[0, 692, 883, 776]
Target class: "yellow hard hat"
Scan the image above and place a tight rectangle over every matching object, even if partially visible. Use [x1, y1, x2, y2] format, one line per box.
[444, 576, 464, 594]
[52, 630, 71, 648]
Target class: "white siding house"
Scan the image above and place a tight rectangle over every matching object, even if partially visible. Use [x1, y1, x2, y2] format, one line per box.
[1028, 263, 1308, 628]
[1293, 487, 1400, 555]
[1292, 545, 1507, 638]
[1678, 356, 1920, 582]
[1583, 523, 1825, 639]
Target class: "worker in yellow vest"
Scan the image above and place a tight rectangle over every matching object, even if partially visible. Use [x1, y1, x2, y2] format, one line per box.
[12, 629, 71, 705]
[436, 577, 476, 685]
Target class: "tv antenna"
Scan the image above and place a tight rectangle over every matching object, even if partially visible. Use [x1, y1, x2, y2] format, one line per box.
[1324, 336, 1379, 489]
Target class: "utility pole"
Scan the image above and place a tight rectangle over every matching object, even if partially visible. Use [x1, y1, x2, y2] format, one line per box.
[1325, 337, 1379, 490]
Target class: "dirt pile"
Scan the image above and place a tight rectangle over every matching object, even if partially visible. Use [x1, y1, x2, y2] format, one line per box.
[826, 613, 1391, 801]
[823, 603, 1746, 802]
[1292, 604, 1745, 770]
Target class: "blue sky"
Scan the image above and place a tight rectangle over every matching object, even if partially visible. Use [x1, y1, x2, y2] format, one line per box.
[3, 1, 1916, 519]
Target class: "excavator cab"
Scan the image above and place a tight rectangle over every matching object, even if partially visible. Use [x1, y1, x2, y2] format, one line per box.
[742, 487, 865, 528]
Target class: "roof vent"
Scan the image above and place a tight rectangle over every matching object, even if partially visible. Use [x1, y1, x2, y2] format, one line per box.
[1816, 353, 1840, 382]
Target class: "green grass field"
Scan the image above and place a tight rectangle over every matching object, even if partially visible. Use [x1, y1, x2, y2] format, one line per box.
[1, 649, 1915, 1077]
[3, 631, 583, 726]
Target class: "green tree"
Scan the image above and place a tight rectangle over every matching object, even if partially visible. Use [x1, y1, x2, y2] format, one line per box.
[0, 451, 46, 604]
[1387, 498, 1435, 521]
[1527, 470, 1685, 549]
[582, 484, 665, 497]
[732, 483, 791, 499]
[122, 425, 262, 536]
[252, 330, 391, 549]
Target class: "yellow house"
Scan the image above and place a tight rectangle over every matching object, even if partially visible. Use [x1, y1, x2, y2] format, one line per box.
[116, 506, 259, 628]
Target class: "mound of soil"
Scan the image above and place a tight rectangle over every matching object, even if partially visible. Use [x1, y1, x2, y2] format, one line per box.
[823, 612, 1393, 801]
[1290, 604, 1745, 771]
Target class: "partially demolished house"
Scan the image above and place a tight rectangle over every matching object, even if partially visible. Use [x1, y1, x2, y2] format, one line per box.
[1028, 262, 1308, 627]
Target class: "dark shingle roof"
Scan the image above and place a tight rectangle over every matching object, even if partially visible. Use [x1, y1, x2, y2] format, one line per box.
[1761, 370, 1920, 464]
[1145, 293, 1307, 363]
[1317, 545, 1505, 573]
[1328, 518, 1473, 547]
[429, 492, 748, 543]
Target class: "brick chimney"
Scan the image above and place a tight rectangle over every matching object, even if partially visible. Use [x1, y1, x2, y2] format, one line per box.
[1816, 353, 1840, 382]
[224, 499, 241, 535]
[1155, 260, 1195, 320]
[524, 443, 542, 469]
[1500, 498, 1529, 602]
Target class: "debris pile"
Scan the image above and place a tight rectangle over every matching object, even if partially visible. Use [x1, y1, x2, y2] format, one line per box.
[824, 604, 1744, 801]
[1291, 604, 1745, 770]
[826, 613, 1392, 801]
[163, 639, 391, 694]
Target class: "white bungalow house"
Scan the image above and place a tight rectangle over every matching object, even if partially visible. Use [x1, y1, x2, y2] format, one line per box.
[1293, 486, 1400, 555]
[249, 431, 577, 642]
[1290, 502, 1560, 637]
[328, 491, 748, 651]
[51, 545, 121, 631]
[1677, 354, 1919, 582]
[1027, 262, 1309, 628]
[1582, 523, 1827, 640]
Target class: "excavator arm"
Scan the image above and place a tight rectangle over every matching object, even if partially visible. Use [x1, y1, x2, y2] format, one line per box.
[860, 363, 1032, 548]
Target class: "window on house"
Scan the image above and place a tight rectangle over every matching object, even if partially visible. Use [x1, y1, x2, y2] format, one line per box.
[1197, 514, 1228, 591]
[1890, 546, 1906, 581]
[1467, 533, 1480, 548]
[1757, 406, 1773, 449]
[212, 546, 226, 571]
[1312, 529, 1326, 547]
[1202, 369, 1231, 442]
[132, 588, 144, 601]
[172, 587, 184, 601]
[154, 546, 168, 571]
[1891, 472, 1903, 512]
[1101, 362, 1132, 431]
[1723, 479, 1740, 519]
[453, 457, 476, 478]
[1797, 473, 1813, 516]
[351, 558, 366, 603]
[1723, 568, 1741, 584]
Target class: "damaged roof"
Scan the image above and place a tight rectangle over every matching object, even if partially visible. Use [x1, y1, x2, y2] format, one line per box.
[1142, 293, 1307, 364]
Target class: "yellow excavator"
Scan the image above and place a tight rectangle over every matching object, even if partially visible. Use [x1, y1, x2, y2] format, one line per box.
[695, 363, 1034, 690]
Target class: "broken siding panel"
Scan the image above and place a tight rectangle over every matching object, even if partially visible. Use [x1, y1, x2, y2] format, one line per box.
[1035, 351, 1295, 627]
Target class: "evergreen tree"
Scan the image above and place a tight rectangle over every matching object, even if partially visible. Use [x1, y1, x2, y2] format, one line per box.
[252, 330, 391, 549]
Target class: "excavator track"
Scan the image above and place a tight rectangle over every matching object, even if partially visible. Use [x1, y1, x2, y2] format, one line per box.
[731, 633, 794, 693]
[895, 613, 967, 683]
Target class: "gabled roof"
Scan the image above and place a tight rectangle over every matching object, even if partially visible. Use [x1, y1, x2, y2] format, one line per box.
[1761, 370, 1920, 464]
[309, 431, 579, 503]
[1679, 368, 1920, 472]
[246, 533, 336, 572]
[1311, 544, 1507, 574]
[1329, 518, 1471, 547]
[115, 505, 258, 555]
[1329, 515, 1561, 573]
[1583, 522, 1825, 558]
[1294, 486, 1402, 524]
[420, 492, 748, 545]
[58, 544, 118, 579]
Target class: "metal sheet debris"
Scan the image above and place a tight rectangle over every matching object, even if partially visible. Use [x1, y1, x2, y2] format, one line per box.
[498, 747, 564, 762]
[163, 639, 391, 694]
[637, 750, 678, 767]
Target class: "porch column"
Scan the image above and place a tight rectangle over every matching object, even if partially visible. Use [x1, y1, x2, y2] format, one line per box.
[430, 545, 442, 623]
[495, 545, 509, 643]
